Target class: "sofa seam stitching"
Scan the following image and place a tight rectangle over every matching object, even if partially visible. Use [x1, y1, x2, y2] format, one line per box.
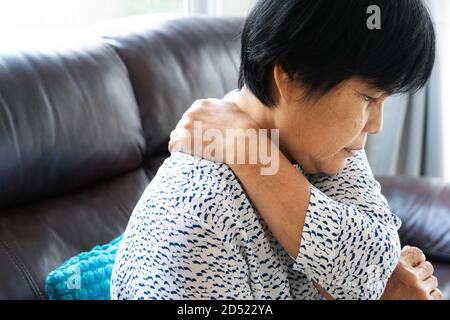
[0, 238, 45, 299]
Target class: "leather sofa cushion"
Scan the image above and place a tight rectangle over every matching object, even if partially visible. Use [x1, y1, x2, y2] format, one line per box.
[378, 176, 450, 263]
[0, 168, 149, 300]
[0, 34, 145, 211]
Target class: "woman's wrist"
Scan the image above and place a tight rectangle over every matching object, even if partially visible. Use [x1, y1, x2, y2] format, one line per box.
[229, 128, 281, 177]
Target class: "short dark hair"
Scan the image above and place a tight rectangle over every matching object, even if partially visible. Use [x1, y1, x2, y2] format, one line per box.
[238, 0, 436, 106]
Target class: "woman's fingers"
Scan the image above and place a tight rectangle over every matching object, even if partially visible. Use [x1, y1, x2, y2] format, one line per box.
[223, 89, 240, 103]
[391, 246, 443, 300]
[170, 127, 179, 140]
[402, 246, 426, 267]
[430, 288, 443, 300]
[168, 136, 179, 153]
[168, 96, 258, 163]
[422, 276, 439, 294]
[175, 116, 194, 131]
[414, 260, 434, 280]
[169, 127, 191, 153]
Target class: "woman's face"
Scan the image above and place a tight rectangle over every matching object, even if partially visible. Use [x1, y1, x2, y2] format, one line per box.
[273, 73, 389, 175]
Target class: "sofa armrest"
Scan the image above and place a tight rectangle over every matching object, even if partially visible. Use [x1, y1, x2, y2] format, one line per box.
[377, 176, 450, 263]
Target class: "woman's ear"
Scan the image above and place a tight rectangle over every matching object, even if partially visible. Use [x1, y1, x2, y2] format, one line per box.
[273, 65, 294, 103]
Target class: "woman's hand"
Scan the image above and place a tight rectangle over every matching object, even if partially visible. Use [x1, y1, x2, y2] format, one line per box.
[168, 91, 260, 164]
[381, 246, 443, 300]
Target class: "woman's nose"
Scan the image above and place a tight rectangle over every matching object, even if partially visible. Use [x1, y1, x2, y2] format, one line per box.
[364, 103, 384, 134]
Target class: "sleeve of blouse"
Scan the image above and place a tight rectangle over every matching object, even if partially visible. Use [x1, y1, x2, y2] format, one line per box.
[115, 201, 254, 300]
[291, 149, 402, 300]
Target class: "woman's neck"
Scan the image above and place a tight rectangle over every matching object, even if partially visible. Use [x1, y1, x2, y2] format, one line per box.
[228, 87, 296, 165]
[228, 87, 275, 131]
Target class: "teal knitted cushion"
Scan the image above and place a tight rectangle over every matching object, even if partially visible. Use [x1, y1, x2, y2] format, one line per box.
[45, 235, 122, 300]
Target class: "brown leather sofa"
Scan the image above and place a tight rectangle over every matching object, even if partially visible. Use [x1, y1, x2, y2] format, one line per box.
[0, 16, 448, 300]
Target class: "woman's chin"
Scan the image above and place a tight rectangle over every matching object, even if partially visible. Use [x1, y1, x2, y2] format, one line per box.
[294, 151, 351, 176]
[315, 158, 349, 176]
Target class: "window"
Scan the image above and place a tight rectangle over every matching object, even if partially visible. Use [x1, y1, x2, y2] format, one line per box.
[0, 0, 258, 30]
[0, 0, 187, 29]
[124, 0, 185, 16]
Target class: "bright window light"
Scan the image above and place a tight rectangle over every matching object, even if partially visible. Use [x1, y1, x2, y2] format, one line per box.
[0, 0, 186, 29]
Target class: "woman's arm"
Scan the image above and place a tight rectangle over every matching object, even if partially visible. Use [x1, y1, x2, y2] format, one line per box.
[170, 98, 311, 257]
[230, 138, 311, 259]
[233, 148, 402, 299]
[169, 98, 401, 299]
[111, 153, 255, 300]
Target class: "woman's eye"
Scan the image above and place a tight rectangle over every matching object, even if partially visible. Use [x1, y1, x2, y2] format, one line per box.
[363, 95, 375, 103]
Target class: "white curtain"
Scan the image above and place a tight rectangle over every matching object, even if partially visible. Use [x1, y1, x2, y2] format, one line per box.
[366, 0, 450, 179]
[187, 0, 218, 15]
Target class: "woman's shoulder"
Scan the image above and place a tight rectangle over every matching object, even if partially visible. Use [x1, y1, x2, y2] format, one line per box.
[140, 152, 252, 220]
[155, 152, 237, 190]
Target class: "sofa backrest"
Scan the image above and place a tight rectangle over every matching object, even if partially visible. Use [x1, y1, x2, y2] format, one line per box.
[98, 16, 244, 178]
[0, 35, 145, 211]
[0, 17, 244, 299]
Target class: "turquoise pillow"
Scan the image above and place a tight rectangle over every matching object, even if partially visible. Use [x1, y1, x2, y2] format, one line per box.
[45, 235, 122, 300]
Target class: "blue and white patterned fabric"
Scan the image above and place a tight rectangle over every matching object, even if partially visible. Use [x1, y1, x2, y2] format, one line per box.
[111, 150, 402, 300]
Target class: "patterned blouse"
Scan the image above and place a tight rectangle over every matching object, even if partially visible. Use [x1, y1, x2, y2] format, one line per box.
[111, 150, 402, 300]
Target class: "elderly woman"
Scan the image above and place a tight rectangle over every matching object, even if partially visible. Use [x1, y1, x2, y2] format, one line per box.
[111, 0, 442, 299]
